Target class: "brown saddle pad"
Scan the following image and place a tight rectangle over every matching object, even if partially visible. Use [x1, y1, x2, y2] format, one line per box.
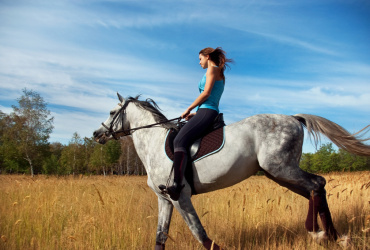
[164, 127, 225, 162]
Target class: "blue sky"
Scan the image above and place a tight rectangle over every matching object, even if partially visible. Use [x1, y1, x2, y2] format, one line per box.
[0, 0, 369, 153]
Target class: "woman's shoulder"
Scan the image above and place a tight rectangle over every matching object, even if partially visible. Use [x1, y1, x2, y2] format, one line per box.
[206, 65, 223, 81]
[206, 65, 219, 75]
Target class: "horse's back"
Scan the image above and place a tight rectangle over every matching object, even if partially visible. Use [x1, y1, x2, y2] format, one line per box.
[191, 118, 257, 193]
[193, 114, 303, 193]
[236, 114, 304, 170]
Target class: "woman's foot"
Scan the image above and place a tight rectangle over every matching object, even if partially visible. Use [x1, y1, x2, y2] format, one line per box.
[166, 182, 184, 201]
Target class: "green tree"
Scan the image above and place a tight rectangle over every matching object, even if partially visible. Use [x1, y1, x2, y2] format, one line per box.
[89, 144, 107, 175]
[300, 143, 369, 173]
[60, 132, 86, 175]
[0, 90, 53, 175]
[0, 111, 27, 173]
[311, 143, 337, 173]
[0, 111, 7, 173]
[337, 149, 368, 171]
[105, 139, 121, 173]
[300, 152, 314, 173]
[83, 137, 96, 173]
[88, 140, 121, 175]
[42, 142, 64, 174]
[42, 154, 59, 174]
[11, 89, 54, 176]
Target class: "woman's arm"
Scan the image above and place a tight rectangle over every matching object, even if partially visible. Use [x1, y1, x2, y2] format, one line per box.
[181, 66, 219, 118]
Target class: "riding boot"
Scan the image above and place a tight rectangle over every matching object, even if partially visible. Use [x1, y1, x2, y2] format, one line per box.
[166, 151, 187, 201]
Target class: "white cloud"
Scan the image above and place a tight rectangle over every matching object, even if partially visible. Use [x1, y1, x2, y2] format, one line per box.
[222, 71, 370, 119]
[236, 29, 338, 56]
[0, 42, 198, 108]
[50, 109, 105, 144]
[302, 87, 370, 108]
[0, 105, 13, 114]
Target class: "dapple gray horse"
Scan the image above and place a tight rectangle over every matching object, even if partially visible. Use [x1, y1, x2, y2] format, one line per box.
[93, 94, 370, 249]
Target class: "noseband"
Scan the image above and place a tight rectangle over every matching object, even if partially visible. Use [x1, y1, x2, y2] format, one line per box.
[101, 99, 182, 140]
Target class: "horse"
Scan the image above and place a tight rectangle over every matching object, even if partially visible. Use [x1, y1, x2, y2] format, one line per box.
[93, 93, 370, 249]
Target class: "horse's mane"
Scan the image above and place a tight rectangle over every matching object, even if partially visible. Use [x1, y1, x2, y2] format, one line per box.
[126, 95, 178, 130]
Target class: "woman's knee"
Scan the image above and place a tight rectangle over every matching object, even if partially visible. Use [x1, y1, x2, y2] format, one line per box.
[173, 135, 189, 152]
[174, 134, 184, 147]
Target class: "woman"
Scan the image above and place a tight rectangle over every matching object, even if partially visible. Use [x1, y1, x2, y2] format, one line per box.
[164, 47, 233, 201]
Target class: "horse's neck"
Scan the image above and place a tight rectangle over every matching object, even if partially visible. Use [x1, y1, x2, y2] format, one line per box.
[126, 104, 157, 128]
[126, 105, 168, 172]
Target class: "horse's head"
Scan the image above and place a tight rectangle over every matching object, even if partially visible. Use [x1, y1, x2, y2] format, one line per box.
[93, 93, 129, 144]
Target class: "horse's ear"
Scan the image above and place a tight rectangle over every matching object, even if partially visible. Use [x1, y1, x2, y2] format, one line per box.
[117, 93, 125, 103]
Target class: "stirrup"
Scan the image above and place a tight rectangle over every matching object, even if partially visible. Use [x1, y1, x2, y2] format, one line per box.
[158, 184, 184, 201]
[166, 184, 184, 201]
[158, 184, 167, 192]
[158, 184, 170, 196]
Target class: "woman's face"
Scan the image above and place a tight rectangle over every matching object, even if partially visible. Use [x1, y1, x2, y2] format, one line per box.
[199, 54, 209, 69]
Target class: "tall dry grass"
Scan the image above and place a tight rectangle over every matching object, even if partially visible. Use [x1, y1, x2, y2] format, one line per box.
[0, 172, 368, 249]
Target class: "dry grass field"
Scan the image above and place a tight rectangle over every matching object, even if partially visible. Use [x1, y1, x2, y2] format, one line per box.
[0, 172, 369, 250]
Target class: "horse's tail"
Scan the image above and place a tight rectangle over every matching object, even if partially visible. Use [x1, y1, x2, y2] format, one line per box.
[293, 114, 370, 156]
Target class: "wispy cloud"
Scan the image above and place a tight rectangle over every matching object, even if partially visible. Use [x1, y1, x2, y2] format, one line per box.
[225, 74, 370, 111]
[243, 30, 339, 56]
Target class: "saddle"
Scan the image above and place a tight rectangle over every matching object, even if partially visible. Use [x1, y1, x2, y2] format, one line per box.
[165, 113, 225, 162]
[164, 113, 226, 195]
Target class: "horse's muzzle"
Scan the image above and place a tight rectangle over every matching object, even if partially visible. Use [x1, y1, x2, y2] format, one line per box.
[93, 129, 109, 144]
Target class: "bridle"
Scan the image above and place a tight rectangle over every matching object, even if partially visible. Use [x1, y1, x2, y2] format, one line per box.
[101, 99, 182, 140]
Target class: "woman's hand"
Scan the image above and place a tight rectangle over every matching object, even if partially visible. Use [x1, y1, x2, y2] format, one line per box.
[181, 108, 192, 119]
[185, 113, 196, 121]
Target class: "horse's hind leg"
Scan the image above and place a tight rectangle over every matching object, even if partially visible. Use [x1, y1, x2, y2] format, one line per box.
[315, 193, 338, 241]
[264, 171, 320, 232]
[262, 166, 338, 241]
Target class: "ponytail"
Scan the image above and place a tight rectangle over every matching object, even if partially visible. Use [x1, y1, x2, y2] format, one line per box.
[199, 47, 233, 80]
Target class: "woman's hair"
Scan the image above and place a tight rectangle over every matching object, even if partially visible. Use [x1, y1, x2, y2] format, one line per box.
[199, 47, 233, 80]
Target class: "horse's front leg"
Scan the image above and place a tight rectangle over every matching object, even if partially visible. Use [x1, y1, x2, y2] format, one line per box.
[155, 196, 174, 250]
[173, 194, 220, 250]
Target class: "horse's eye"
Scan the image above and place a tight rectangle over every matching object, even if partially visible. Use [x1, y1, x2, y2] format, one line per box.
[110, 111, 115, 115]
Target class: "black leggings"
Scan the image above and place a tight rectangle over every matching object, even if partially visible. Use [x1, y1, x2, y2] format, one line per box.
[174, 108, 218, 153]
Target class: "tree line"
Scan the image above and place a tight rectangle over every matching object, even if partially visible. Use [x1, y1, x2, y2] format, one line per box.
[0, 89, 368, 176]
[300, 143, 369, 173]
[0, 89, 144, 176]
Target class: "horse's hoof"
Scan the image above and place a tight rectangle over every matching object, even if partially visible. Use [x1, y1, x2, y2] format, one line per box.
[155, 242, 165, 250]
[337, 234, 352, 249]
[309, 231, 328, 244]
[202, 238, 220, 250]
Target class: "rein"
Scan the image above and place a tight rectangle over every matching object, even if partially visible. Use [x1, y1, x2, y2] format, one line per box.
[101, 99, 182, 140]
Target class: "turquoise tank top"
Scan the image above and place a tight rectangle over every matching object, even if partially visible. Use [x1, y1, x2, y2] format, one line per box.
[197, 73, 224, 113]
